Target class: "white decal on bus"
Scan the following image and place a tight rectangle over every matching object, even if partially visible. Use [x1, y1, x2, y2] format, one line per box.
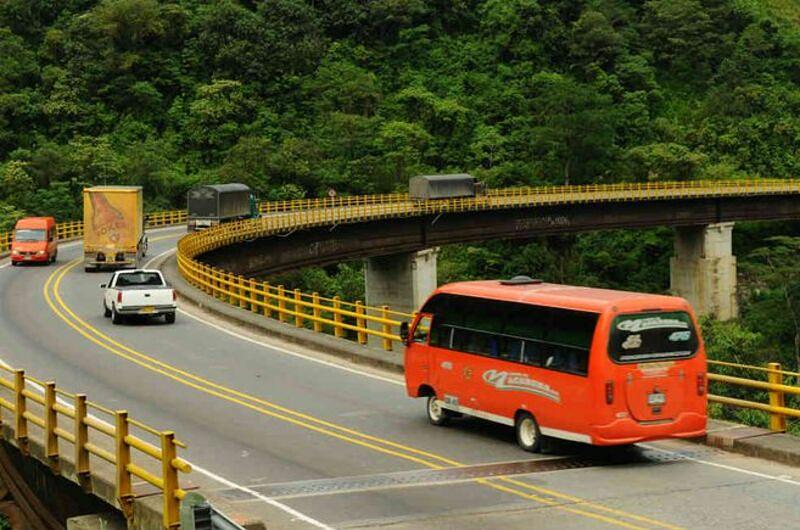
[617, 317, 689, 332]
[482, 370, 561, 403]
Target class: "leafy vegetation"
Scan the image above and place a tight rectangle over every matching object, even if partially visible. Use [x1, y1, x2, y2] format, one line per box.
[2, 1, 800, 427]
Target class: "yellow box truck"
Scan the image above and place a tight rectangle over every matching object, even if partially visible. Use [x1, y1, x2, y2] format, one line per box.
[83, 186, 148, 272]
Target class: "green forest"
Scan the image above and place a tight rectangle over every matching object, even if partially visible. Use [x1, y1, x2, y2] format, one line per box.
[2, 0, 800, 428]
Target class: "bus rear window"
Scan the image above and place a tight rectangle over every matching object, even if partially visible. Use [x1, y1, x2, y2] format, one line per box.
[609, 312, 698, 363]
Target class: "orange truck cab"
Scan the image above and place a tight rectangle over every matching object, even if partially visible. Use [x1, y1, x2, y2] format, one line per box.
[10, 217, 58, 266]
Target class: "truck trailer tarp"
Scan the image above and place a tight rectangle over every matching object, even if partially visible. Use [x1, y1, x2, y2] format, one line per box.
[409, 174, 476, 200]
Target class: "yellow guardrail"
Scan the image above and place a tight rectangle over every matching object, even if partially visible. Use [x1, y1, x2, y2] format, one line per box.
[708, 360, 800, 432]
[0, 363, 190, 528]
[178, 179, 800, 352]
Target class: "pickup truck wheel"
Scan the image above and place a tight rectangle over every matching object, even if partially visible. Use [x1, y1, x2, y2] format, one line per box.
[164, 312, 175, 324]
[111, 306, 123, 325]
[103, 303, 111, 318]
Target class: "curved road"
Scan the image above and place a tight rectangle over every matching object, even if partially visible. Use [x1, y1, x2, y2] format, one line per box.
[0, 227, 799, 529]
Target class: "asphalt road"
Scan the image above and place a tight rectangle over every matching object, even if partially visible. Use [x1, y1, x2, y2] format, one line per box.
[1, 227, 799, 529]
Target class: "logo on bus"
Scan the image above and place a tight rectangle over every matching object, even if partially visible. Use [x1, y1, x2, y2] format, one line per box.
[482, 370, 561, 403]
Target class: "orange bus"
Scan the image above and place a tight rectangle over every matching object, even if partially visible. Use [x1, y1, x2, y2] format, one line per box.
[401, 277, 707, 451]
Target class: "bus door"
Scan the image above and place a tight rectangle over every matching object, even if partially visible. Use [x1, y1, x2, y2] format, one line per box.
[406, 314, 434, 386]
[609, 312, 699, 422]
[431, 324, 472, 410]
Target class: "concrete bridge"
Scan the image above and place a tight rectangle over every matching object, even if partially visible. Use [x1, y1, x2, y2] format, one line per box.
[197, 181, 800, 322]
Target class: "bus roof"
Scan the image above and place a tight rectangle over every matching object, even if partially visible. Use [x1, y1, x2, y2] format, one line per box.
[435, 280, 689, 314]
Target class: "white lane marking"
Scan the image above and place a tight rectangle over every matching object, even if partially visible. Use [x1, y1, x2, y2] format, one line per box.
[0, 354, 332, 529]
[143, 247, 401, 386]
[144, 248, 175, 268]
[189, 462, 334, 529]
[640, 443, 800, 486]
[177, 308, 403, 387]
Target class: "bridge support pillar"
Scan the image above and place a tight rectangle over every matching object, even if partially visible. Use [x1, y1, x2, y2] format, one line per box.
[670, 222, 737, 320]
[365, 249, 438, 345]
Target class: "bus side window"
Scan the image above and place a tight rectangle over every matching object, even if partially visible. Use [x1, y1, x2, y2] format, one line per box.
[498, 336, 523, 362]
[521, 341, 543, 366]
[413, 315, 433, 344]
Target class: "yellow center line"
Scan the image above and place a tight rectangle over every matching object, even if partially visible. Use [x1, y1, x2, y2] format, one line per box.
[44, 257, 681, 530]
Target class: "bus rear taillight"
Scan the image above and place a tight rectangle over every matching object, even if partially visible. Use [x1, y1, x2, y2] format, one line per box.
[605, 381, 614, 405]
[697, 373, 706, 396]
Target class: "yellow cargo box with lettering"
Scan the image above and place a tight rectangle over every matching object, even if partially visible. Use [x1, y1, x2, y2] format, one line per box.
[83, 186, 148, 272]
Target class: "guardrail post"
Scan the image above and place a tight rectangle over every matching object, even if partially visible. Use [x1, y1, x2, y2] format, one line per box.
[381, 306, 393, 352]
[355, 301, 367, 345]
[115, 411, 133, 516]
[212, 268, 220, 299]
[263, 282, 272, 318]
[226, 272, 235, 305]
[161, 431, 180, 528]
[767, 362, 787, 432]
[312, 293, 323, 332]
[278, 285, 287, 322]
[238, 275, 247, 309]
[44, 382, 59, 468]
[14, 370, 27, 453]
[74, 394, 90, 488]
[249, 278, 259, 313]
[333, 297, 345, 338]
[294, 289, 304, 327]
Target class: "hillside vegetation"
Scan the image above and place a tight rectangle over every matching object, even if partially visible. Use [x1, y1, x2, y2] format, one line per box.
[1, 0, 800, 225]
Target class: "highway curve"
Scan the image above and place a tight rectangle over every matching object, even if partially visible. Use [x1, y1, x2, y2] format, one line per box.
[1, 227, 799, 529]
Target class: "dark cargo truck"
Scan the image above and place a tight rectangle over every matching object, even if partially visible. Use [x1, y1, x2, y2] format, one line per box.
[409, 174, 485, 201]
[187, 183, 259, 231]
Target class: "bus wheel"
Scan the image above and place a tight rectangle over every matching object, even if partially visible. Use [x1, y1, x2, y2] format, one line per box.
[515, 412, 542, 453]
[426, 396, 450, 426]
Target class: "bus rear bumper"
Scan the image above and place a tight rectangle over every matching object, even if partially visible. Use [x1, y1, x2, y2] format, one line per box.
[590, 413, 707, 446]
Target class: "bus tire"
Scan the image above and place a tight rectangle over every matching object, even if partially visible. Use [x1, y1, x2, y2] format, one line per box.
[515, 412, 542, 453]
[426, 395, 451, 426]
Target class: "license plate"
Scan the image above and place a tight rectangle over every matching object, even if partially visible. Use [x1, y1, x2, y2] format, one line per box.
[139, 307, 155, 314]
[648, 392, 666, 406]
[23, 256, 31, 260]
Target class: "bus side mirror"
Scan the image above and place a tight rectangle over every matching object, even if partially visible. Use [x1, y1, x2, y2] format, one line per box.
[399, 322, 410, 344]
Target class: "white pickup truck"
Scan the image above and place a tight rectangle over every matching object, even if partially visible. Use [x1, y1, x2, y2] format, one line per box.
[101, 269, 176, 325]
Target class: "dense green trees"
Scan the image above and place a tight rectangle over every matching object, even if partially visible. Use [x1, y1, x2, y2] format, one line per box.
[1, 0, 799, 214]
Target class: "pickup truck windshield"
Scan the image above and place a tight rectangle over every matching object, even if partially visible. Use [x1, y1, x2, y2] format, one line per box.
[116, 272, 163, 287]
[14, 229, 46, 242]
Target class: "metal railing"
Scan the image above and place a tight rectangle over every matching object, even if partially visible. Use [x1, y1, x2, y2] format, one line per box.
[0, 363, 190, 528]
[179, 256, 414, 349]
[708, 360, 800, 432]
